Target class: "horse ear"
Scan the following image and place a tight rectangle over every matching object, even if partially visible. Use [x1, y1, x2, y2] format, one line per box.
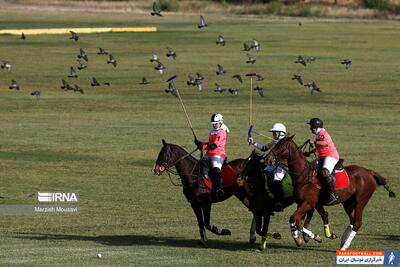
[162, 139, 167, 146]
[288, 134, 295, 140]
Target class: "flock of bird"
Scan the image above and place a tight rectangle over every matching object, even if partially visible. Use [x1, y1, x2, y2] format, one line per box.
[0, 2, 353, 99]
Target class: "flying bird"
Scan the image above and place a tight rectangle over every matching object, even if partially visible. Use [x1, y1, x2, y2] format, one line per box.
[69, 31, 79, 41]
[150, 53, 159, 62]
[187, 74, 196, 86]
[341, 59, 352, 69]
[61, 79, 72, 90]
[232, 74, 243, 83]
[151, 2, 162, 16]
[196, 72, 204, 81]
[107, 54, 117, 67]
[78, 48, 88, 62]
[253, 86, 264, 97]
[256, 74, 264, 81]
[228, 88, 239, 96]
[214, 83, 227, 94]
[1, 61, 12, 71]
[216, 64, 226, 75]
[154, 61, 165, 75]
[216, 35, 225, 46]
[97, 47, 108, 55]
[165, 82, 178, 97]
[291, 74, 303, 85]
[304, 82, 320, 94]
[31, 90, 41, 98]
[140, 77, 149, 85]
[166, 47, 176, 60]
[243, 42, 251, 51]
[246, 53, 256, 64]
[251, 39, 260, 51]
[195, 81, 203, 91]
[68, 67, 78, 78]
[20, 32, 26, 40]
[306, 57, 316, 64]
[295, 56, 307, 67]
[77, 59, 87, 70]
[198, 15, 207, 29]
[73, 84, 84, 94]
[9, 79, 19, 90]
[91, 77, 101, 87]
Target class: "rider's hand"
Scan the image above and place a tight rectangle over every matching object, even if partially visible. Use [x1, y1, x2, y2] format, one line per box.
[207, 143, 217, 150]
[248, 137, 254, 145]
[194, 137, 202, 149]
[309, 139, 315, 145]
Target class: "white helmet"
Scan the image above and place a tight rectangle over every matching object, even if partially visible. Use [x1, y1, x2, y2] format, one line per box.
[210, 113, 223, 124]
[269, 123, 287, 139]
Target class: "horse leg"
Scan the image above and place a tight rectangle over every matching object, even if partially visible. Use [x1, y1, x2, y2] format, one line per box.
[301, 209, 322, 243]
[254, 212, 271, 251]
[190, 203, 208, 245]
[290, 201, 315, 246]
[249, 216, 257, 244]
[202, 203, 231, 236]
[316, 205, 337, 239]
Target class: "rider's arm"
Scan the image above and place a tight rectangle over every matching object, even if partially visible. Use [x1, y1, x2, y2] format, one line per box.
[253, 140, 274, 152]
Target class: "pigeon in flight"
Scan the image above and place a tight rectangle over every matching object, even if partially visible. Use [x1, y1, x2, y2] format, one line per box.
[216, 64, 226, 75]
[150, 53, 159, 62]
[165, 82, 178, 97]
[246, 53, 256, 64]
[228, 88, 239, 96]
[68, 67, 78, 78]
[9, 79, 19, 90]
[21, 32, 26, 40]
[253, 86, 264, 97]
[77, 59, 87, 70]
[151, 2, 162, 16]
[154, 61, 165, 75]
[306, 57, 316, 64]
[107, 54, 117, 67]
[256, 74, 264, 81]
[295, 56, 307, 67]
[140, 77, 149, 85]
[198, 15, 207, 29]
[166, 47, 176, 60]
[341, 59, 352, 69]
[243, 42, 251, 52]
[214, 83, 227, 94]
[97, 47, 108, 55]
[69, 31, 79, 41]
[216, 35, 225, 46]
[73, 84, 84, 94]
[91, 77, 101, 87]
[291, 74, 303, 85]
[232, 74, 243, 83]
[251, 39, 260, 52]
[304, 82, 320, 94]
[61, 79, 72, 90]
[196, 72, 204, 81]
[187, 74, 196, 86]
[195, 81, 203, 92]
[31, 90, 41, 98]
[78, 48, 88, 62]
[1, 61, 12, 71]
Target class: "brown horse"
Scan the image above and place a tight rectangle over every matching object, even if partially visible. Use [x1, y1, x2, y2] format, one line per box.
[153, 140, 257, 245]
[265, 135, 396, 250]
[241, 150, 337, 250]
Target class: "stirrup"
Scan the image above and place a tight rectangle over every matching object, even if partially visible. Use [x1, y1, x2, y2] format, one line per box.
[216, 188, 225, 200]
[326, 193, 338, 205]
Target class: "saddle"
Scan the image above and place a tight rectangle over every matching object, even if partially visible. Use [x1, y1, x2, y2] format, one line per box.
[313, 158, 349, 190]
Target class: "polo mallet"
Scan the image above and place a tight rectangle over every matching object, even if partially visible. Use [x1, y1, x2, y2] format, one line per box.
[246, 72, 257, 127]
[167, 75, 196, 138]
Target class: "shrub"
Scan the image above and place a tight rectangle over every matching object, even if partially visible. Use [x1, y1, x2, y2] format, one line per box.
[361, 0, 390, 11]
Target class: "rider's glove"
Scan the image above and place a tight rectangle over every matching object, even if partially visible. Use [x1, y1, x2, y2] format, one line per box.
[248, 137, 254, 145]
[207, 143, 217, 150]
[194, 137, 202, 150]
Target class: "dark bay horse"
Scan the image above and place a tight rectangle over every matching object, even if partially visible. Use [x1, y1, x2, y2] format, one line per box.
[153, 140, 258, 245]
[265, 135, 396, 250]
[241, 150, 336, 250]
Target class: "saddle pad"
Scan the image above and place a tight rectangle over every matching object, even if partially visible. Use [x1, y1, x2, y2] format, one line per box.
[313, 169, 349, 189]
[221, 164, 237, 186]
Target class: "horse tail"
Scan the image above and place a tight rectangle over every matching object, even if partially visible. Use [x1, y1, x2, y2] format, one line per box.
[371, 170, 396, 198]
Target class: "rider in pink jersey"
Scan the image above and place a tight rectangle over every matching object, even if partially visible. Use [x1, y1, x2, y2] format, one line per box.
[194, 113, 230, 200]
[307, 118, 339, 204]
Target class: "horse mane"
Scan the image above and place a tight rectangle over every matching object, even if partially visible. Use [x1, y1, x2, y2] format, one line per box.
[163, 141, 198, 164]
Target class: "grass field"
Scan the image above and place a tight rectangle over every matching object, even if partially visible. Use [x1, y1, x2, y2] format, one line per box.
[0, 8, 399, 267]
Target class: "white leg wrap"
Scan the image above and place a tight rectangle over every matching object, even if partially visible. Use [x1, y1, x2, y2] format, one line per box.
[302, 227, 315, 239]
[340, 230, 356, 250]
[290, 223, 299, 238]
[340, 225, 353, 247]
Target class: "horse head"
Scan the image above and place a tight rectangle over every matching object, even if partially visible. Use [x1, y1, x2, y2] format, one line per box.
[153, 139, 177, 176]
[265, 135, 296, 166]
[241, 150, 266, 196]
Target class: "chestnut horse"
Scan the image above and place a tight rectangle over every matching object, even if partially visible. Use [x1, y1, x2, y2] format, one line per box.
[153, 140, 258, 246]
[265, 135, 396, 250]
[241, 150, 337, 250]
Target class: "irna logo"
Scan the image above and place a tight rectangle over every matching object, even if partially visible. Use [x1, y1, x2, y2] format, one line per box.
[38, 192, 79, 203]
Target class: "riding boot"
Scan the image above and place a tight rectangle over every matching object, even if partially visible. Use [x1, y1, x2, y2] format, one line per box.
[325, 174, 338, 205]
[211, 167, 224, 200]
[272, 181, 284, 212]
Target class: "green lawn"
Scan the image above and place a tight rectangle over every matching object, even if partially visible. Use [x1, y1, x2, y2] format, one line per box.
[0, 9, 399, 267]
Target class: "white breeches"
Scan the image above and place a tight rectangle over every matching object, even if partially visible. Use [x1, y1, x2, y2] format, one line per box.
[264, 165, 286, 182]
[204, 155, 225, 170]
[321, 156, 339, 174]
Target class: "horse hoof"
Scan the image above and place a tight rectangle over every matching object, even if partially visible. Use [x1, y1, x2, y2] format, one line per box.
[272, 233, 281, 240]
[294, 237, 304, 247]
[221, 229, 231, 235]
[313, 234, 322, 243]
[329, 233, 338, 240]
[258, 244, 266, 251]
[249, 236, 257, 244]
[303, 232, 311, 243]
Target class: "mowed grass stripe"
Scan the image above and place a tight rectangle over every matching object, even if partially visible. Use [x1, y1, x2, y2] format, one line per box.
[0, 27, 157, 35]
